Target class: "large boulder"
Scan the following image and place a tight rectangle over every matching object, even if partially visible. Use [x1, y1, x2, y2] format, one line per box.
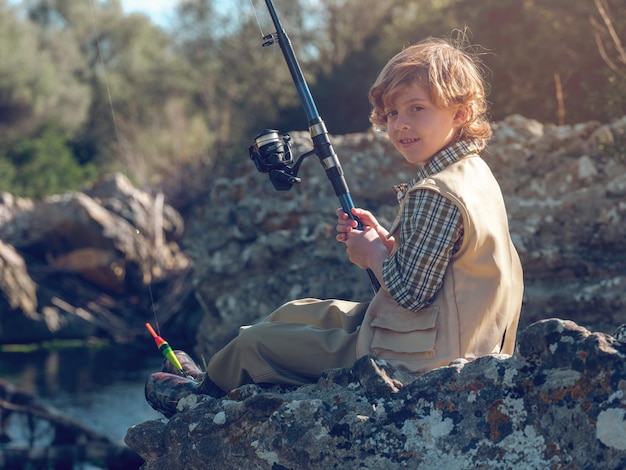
[0, 240, 37, 314]
[0, 174, 191, 343]
[125, 318, 626, 469]
[485, 115, 626, 329]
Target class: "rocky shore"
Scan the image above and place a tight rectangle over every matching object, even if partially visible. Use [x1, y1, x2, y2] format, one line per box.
[126, 319, 626, 469]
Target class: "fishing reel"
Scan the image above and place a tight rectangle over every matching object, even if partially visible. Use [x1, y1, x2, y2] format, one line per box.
[249, 129, 314, 191]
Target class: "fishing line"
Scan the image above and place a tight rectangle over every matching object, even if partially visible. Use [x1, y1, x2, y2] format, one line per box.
[246, 0, 283, 68]
[86, 0, 125, 164]
[248, 0, 266, 37]
[86, 0, 162, 335]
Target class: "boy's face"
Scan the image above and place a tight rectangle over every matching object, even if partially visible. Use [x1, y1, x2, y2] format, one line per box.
[384, 82, 465, 165]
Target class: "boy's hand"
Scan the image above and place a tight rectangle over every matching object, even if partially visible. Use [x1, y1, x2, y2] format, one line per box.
[335, 207, 358, 242]
[335, 208, 392, 270]
[336, 207, 392, 245]
[335, 208, 385, 240]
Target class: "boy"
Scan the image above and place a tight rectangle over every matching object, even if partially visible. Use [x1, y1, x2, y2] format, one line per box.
[146, 38, 524, 417]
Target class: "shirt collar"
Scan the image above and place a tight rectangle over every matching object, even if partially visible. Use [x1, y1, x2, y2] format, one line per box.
[414, 140, 479, 182]
[393, 140, 479, 204]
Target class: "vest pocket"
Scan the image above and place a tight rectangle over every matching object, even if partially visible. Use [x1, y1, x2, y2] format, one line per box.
[370, 305, 439, 359]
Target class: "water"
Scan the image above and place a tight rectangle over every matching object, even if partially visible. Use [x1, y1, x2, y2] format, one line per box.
[0, 344, 163, 446]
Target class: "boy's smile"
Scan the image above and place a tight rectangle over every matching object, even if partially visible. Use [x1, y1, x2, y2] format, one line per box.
[384, 82, 465, 165]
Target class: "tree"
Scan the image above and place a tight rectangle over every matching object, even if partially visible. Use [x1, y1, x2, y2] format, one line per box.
[171, 0, 309, 162]
[591, 0, 626, 118]
[24, 0, 212, 187]
[294, 0, 409, 134]
[389, 0, 623, 125]
[0, 0, 90, 146]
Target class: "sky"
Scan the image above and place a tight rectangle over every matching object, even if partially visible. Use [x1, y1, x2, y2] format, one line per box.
[120, 0, 180, 27]
[7, 1, 244, 29]
[7, 1, 180, 27]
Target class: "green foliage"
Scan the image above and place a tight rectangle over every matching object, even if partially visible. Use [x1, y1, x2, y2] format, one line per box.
[0, 0, 91, 144]
[170, 0, 305, 162]
[0, 155, 17, 192]
[1, 127, 97, 199]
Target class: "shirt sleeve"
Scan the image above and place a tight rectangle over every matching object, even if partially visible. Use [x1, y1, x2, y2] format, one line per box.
[382, 189, 463, 311]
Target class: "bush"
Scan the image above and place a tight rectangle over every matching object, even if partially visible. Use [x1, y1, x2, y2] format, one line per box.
[1, 127, 98, 199]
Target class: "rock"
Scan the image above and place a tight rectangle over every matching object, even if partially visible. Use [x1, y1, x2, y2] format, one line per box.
[84, 173, 185, 245]
[485, 115, 626, 329]
[0, 239, 37, 315]
[125, 319, 626, 469]
[0, 173, 192, 344]
[2, 191, 155, 291]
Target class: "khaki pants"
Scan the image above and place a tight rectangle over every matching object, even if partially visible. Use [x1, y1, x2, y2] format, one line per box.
[206, 298, 369, 392]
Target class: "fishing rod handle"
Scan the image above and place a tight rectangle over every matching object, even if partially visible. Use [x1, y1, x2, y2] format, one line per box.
[338, 193, 382, 292]
[311, 121, 382, 292]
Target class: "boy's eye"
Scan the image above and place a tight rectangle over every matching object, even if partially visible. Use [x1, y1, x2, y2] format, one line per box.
[411, 105, 424, 112]
[384, 109, 397, 119]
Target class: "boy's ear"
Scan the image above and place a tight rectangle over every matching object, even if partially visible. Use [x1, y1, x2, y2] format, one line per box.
[453, 105, 470, 126]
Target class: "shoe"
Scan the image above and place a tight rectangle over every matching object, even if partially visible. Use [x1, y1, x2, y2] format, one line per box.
[146, 352, 226, 417]
[165, 349, 226, 398]
[145, 372, 198, 418]
[145, 373, 226, 417]
[161, 350, 205, 380]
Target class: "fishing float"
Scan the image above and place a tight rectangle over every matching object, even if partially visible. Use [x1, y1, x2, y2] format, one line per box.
[145, 322, 184, 374]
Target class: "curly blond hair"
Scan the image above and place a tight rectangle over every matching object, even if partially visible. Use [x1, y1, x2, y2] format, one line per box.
[369, 37, 492, 150]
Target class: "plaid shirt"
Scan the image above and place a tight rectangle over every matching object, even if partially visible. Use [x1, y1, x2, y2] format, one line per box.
[382, 141, 479, 311]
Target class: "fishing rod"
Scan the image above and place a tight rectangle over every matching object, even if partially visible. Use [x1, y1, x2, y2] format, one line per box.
[248, 0, 380, 292]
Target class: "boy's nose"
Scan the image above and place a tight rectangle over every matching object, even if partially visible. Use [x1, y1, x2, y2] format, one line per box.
[394, 118, 410, 131]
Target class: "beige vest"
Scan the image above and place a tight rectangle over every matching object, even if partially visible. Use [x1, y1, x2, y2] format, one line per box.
[356, 154, 523, 375]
